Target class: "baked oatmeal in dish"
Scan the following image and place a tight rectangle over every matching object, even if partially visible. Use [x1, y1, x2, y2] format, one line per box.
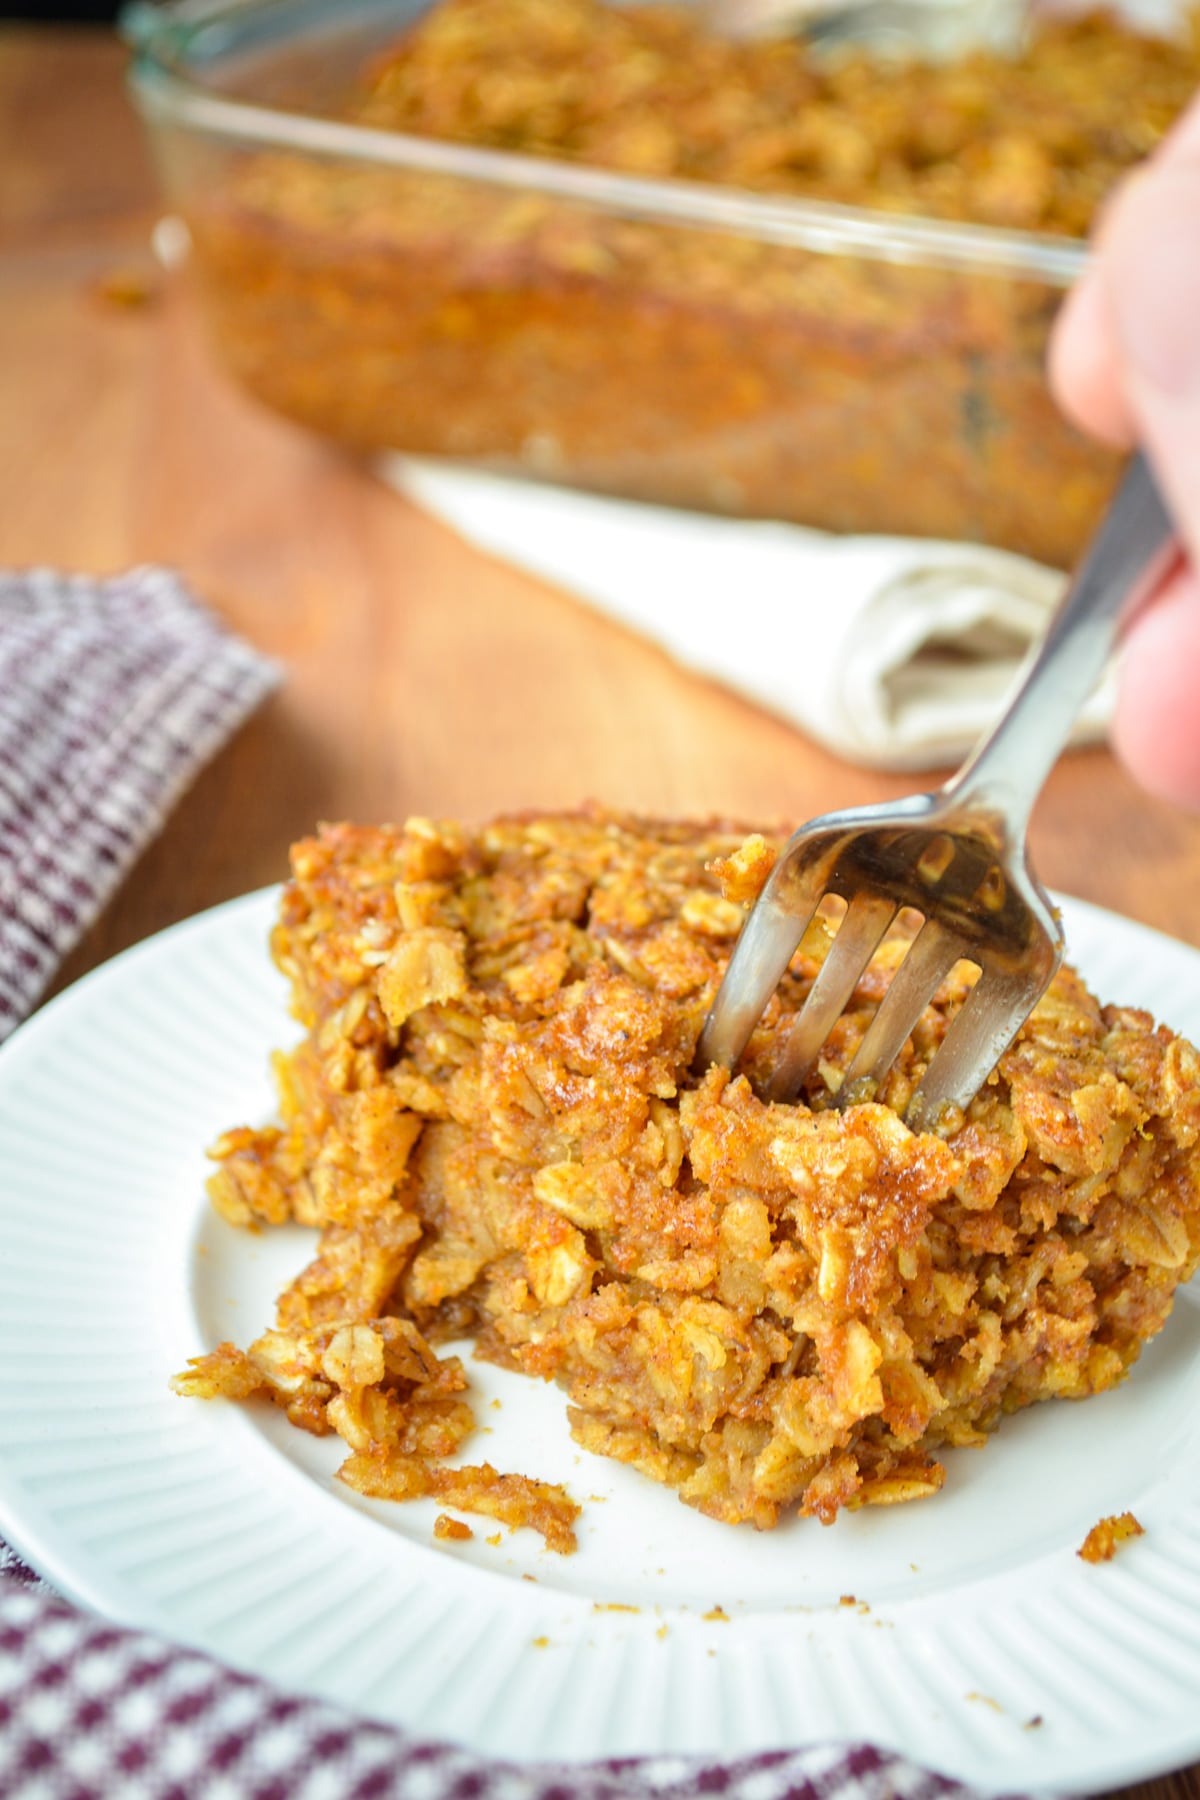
[175, 812, 1200, 1543]
[349, 0, 1195, 235]
[150, 0, 1200, 565]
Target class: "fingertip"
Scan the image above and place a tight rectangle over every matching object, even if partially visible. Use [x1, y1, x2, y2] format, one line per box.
[1112, 568, 1200, 813]
[1048, 265, 1135, 449]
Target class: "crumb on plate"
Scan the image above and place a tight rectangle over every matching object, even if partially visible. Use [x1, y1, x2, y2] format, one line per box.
[1077, 1511, 1145, 1563]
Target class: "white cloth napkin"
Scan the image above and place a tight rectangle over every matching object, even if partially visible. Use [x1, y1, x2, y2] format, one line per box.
[383, 456, 1112, 773]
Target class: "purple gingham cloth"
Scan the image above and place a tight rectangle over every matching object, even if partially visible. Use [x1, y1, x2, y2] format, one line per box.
[0, 570, 1001, 1799]
[0, 1546, 979, 1800]
[0, 566, 280, 1042]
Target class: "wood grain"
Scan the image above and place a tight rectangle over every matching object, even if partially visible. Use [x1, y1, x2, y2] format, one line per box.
[2, 28, 1198, 1798]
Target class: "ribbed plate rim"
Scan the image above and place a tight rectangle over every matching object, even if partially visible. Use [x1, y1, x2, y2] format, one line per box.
[1, 885, 1199, 1795]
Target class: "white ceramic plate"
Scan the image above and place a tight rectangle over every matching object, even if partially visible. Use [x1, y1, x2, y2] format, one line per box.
[2, 888, 1200, 1794]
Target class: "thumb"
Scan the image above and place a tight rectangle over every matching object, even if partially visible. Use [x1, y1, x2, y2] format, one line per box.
[1113, 565, 1200, 810]
[1102, 160, 1200, 565]
[1103, 157, 1200, 810]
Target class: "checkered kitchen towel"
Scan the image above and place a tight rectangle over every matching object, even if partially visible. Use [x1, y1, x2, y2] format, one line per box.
[0, 566, 279, 1042]
[0, 568, 996, 1799]
[0, 1540, 977, 1800]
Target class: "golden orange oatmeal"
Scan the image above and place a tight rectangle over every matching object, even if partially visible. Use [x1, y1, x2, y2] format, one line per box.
[180, 0, 1200, 565]
[351, 0, 1198, 236]
[175, 811, 1200, 1538]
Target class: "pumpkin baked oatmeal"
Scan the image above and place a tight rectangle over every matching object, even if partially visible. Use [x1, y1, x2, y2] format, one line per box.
[175, 812, 1200, 1540]
[163, 0, 1200, 564]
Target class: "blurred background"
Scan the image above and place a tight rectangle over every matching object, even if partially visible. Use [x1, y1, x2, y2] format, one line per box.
[3, 2, 120, 17]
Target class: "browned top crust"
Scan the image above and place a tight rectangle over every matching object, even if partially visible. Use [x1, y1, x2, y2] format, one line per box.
[353, 0, 1200, 236]
[179, 811, 1200, 1537]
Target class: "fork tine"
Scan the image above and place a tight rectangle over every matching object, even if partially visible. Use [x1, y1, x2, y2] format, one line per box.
[906, 955, 1057, 1132]
[696, 886, 821, 1073]
[764, 892, 897, 1102]
[836, 917, 967, 1105]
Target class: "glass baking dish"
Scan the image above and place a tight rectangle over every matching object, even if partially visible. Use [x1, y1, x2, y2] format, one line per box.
[125, 0, 1122, 567]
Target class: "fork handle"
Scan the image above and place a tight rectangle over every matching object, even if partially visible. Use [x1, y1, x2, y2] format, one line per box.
[942, 451, 1178, 832]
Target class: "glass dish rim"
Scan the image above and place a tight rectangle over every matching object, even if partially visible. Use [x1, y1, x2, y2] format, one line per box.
[123, 0, 1091, 287]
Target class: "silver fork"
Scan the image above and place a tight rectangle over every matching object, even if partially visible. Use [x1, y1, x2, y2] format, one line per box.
[697, 451, 1177, 1133]
[704, 0, 1028, 56]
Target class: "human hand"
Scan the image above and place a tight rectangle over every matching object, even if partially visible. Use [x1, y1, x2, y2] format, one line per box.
[1049, 95, 1200, 810]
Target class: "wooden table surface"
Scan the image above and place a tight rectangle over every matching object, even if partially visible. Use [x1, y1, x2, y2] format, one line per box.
[2, 26, 1198, 1800]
